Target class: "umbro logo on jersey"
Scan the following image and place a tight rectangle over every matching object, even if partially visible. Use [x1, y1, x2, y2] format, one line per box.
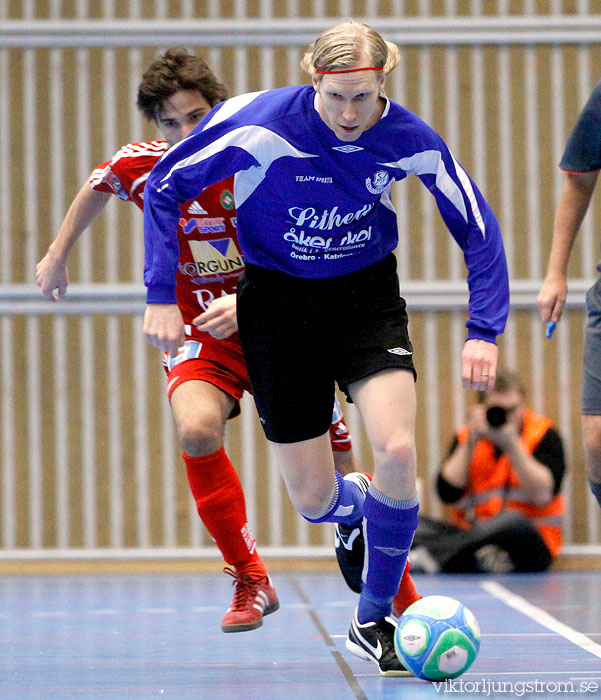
[332, 144, 364, 153]
[387, 347, 413, 356]
[188, 201, 208, 215]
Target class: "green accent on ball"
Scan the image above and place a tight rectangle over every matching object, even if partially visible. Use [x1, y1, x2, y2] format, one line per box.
[422, 629, 478, 681]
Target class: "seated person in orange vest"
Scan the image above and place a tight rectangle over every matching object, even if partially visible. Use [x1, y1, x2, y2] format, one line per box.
[411, 369, 566, 573]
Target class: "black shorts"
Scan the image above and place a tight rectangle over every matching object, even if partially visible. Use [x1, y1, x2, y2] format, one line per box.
[236, 254, 416, 443]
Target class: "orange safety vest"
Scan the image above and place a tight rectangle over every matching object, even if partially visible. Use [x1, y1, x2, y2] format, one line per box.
[450, 408, 564, 557]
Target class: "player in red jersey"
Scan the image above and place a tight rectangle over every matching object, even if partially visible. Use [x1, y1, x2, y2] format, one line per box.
[36, 48, 421, 630]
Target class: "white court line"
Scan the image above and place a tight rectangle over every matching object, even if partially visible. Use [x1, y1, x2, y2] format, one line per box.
[87, 609, 122, 616]
[322, 601, 354, 608]
[282, 602, 310, 609]
[31, 610, 71, 618]
[481, 581, 601, 659]
[482, 632, 556, 636]
[464, 670, 601, 676]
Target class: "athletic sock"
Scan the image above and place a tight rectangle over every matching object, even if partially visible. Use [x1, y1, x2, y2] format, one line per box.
[184, 448, 266, 574]
[303, 470, 364, 527]
[392, 560, 422, 616]
[589, 478, 601, 509]
[358, 487, 419, 624]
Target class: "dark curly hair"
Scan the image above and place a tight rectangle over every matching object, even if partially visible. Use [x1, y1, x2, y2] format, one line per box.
[137, 47, 228, 121]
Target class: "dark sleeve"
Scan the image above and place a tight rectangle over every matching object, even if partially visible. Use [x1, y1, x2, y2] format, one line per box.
[560, 80, 601, 173]
[532, 428, 566, 495]
[436, 436, 465, 504]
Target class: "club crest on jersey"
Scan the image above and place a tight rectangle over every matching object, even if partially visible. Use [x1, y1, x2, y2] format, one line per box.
[366, 170, 392, 194]
[220, 190, 234, 210]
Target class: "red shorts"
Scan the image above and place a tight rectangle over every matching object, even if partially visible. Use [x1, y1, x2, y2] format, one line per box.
[163, 336, 250, 418]
[163, 336, 354, 449]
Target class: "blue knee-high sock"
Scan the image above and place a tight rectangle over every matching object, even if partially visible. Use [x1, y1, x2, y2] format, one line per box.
[358, 487, 419, 624]
[303, 471, 365, 527]
[589, 479, 601, 508]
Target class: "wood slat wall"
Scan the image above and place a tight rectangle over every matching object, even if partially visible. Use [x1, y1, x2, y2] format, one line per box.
[1, 0, 601, 553]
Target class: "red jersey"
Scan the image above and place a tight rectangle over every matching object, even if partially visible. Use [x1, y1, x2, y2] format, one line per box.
[90, 140, 352, 448]
[90, 140, 242, 340]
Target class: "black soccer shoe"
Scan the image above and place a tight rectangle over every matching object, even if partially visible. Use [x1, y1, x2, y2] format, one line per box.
[334, 472, 371, 593]
[346, 608, 411, 677]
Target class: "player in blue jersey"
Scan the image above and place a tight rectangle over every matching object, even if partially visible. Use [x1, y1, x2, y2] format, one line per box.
[142, 20, 509, 676]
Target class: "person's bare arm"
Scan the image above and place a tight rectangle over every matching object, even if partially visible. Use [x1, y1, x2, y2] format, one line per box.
[489, 426, 555, 507]
[538, 171, 598, 323]
[36, 182, 112, 300]
[440, 404, 487, 490]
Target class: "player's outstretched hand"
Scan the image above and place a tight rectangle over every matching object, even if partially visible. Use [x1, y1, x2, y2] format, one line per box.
[36, 251, 69, 301]
[143, 304, 185, 357]
[193, 294, 238, 339]
[462, 339, 498, 392]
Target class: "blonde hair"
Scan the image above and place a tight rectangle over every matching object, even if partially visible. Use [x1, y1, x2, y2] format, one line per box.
[300, 19, 400, 79]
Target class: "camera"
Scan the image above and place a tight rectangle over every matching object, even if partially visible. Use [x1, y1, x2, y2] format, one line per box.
[486, 405, 507, 428]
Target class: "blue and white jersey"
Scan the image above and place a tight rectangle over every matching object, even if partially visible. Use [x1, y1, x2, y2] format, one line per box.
[144, 84, 508, 342]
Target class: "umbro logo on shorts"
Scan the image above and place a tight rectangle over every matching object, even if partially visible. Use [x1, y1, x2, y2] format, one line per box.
[387, 347, 413, 356]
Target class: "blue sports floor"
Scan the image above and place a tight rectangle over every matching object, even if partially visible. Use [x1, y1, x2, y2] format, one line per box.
[2, 568, 601, 699]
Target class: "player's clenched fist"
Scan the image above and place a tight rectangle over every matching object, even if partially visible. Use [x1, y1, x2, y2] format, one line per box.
[143, 304, 185, 357]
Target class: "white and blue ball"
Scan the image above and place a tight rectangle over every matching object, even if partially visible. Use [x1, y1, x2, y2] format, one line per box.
[394, 595, 480, 681]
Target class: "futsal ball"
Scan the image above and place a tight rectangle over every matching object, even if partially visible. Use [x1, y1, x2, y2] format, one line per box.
[394, 595, 480, 681]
